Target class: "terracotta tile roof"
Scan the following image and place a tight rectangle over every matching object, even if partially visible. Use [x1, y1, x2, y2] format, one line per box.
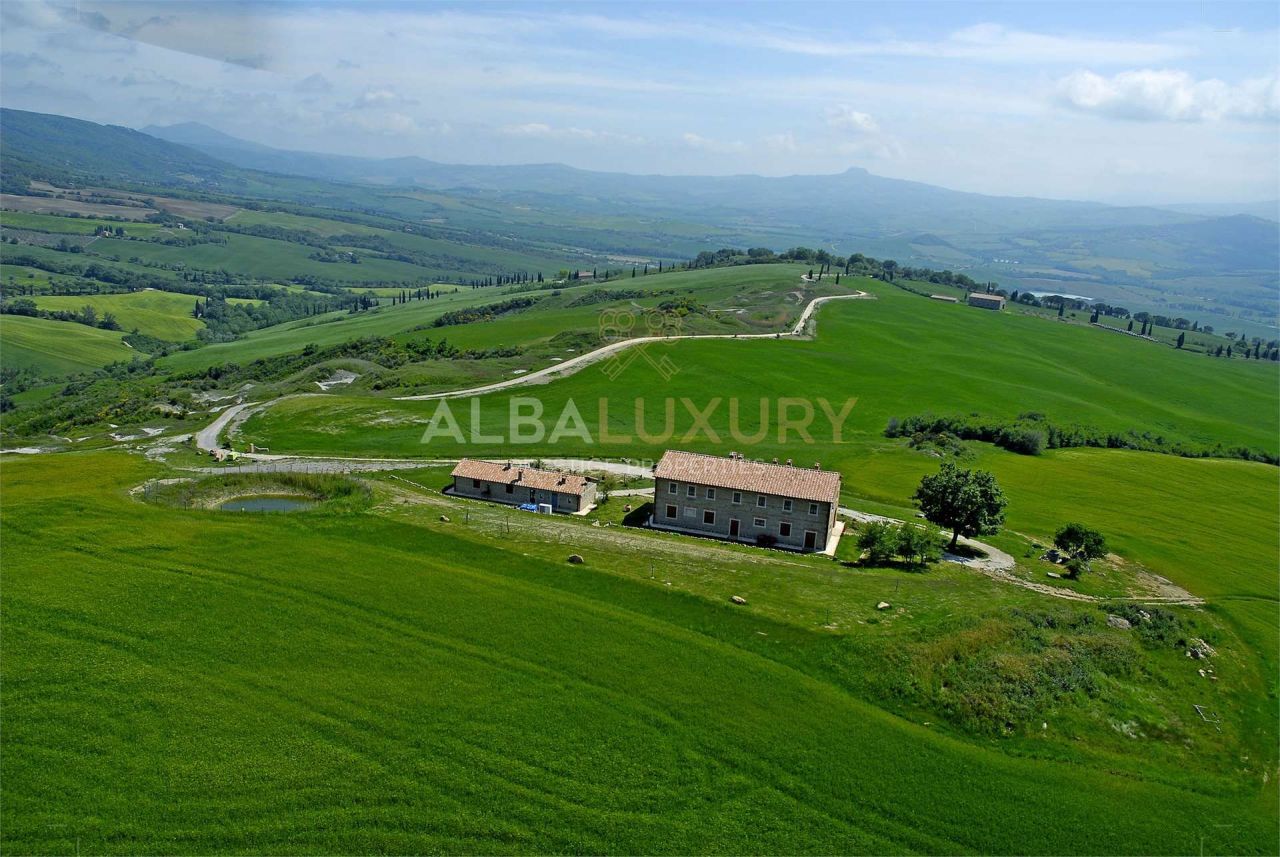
[967, 293, 1005, 303]
[654, 450, 841, 504]
[450, 459, 593, 497]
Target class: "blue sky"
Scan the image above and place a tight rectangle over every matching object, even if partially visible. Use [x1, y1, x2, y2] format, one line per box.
[2, 1, 1277, 204]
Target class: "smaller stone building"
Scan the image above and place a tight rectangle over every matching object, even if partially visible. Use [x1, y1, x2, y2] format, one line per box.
[449, 459, 596, 513]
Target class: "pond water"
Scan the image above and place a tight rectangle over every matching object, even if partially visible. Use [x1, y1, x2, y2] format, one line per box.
[218, 495, 314, 513]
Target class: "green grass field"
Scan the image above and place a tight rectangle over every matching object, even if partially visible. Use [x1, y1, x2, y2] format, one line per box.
[158, 265, 850, 375]
[31, 290, 206, 340]
[0, 314, 138, 376]
[3, 451, 1276, 854]
[0, 210, 170, 237]
[242, 273, 1278, 460]
[238, 272, 1279, 708]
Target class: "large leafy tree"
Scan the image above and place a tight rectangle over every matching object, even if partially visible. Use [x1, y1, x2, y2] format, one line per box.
[913, 463, 1007, 550]
[1054, 523, 1107, 562]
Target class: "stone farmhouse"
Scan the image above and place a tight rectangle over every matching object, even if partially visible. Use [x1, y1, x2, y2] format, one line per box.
[651, 450, 842, 552]
[967, 292, 1006, 310]
[449, 459, 597, 513]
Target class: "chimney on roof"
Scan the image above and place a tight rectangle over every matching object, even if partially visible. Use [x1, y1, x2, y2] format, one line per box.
[772, 457, 779, 464]
[813, 462, 821, 469]
[558, 476, 566, 485]
[503, 460, 512, 470]
[785, 458, 793, 466]
[515, 470, 523, 481]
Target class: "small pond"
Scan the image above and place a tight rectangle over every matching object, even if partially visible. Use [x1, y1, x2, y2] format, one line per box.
[218, 495, 315, 513]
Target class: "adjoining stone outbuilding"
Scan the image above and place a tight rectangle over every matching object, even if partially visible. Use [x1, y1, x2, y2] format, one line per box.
[449, 459, 597, 513]
[651, 450, 841, 552]
[967, 293, 1006, 310]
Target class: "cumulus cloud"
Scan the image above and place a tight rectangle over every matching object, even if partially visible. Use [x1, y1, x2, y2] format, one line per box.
[1056, 69, 1280, 122]
[824, 105, 880, 134]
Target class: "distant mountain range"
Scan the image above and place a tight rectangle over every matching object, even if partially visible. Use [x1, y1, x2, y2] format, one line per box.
[2, 108, 1276, 330]
[140, 120, 1205, 233]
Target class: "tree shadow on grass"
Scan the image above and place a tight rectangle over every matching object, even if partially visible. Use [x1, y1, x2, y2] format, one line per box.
[839, 558, 933, 573]
[946, 542, 988, 560]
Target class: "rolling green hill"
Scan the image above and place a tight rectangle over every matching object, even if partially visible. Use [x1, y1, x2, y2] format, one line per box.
[32, 290, 207, 341]
[0, 314, 138, 375]
[242, 273, 1279, 461]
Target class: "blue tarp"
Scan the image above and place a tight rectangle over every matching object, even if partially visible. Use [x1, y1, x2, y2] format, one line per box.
[517, 503, 539, 512]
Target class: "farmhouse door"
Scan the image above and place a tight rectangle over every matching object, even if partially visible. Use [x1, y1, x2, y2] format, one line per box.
[729, 519, 740, 538]
[803, 530, 818, 550]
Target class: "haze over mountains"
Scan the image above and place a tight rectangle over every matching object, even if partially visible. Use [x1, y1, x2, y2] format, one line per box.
[2, 108, 1276, 332]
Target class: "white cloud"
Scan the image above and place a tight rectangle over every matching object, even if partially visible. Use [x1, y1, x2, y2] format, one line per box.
[824, 106, 880, 134]
[1056, 69, 1280, 122]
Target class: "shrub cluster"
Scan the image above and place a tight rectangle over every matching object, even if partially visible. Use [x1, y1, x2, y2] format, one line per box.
[855, 520, 942, 566]
[432, 297, 537, 327]
[886, 411, 1277, 465]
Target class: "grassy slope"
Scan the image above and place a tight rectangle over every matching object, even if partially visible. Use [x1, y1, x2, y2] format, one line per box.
[3, 451, 1276, 855]
[240, 274, 1279, 690]
[244, 273, 1278, 460]
[32, 290, 205, 340]
[158, 264, 847, 374]
[0, 314, 137, 375]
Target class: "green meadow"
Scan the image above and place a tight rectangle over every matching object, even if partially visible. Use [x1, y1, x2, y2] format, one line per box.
[3, 451, 1277, 855]
[159, 264, 851, 374]
[239, 272, 1280, 691]
[243, 273, 1278, 459]
[32, 290, 207, 340]
[0, 314, 138, 375]
[0, 210, 170, 237]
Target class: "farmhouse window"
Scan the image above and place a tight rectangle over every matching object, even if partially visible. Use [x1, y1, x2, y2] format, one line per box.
[757, 495, 766, 508]
[665, 504, 677, 518]
[732, 491, 742, 504]
[783, 499, 793, 512]
[687, 485, 696, 497]
[668, 482, 678, 494]
[779, 522, 792, 537]
[472, 479, 481, 488]
[809, 502, 819, 515]
[703, 510, 716, 525]
[505, 484, 513, 494]
[706, 487, 716, 500]
[684, 507, 696, 519]
[753, 517, 766, 528]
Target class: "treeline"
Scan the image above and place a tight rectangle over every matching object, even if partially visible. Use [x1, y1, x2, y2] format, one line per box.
[0, 297, 121, 330]
[193, 292, 363, 341]
[886, 412, 1277, 465]
[432, 297, 537, 328]
[176, 335, 522, 387]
